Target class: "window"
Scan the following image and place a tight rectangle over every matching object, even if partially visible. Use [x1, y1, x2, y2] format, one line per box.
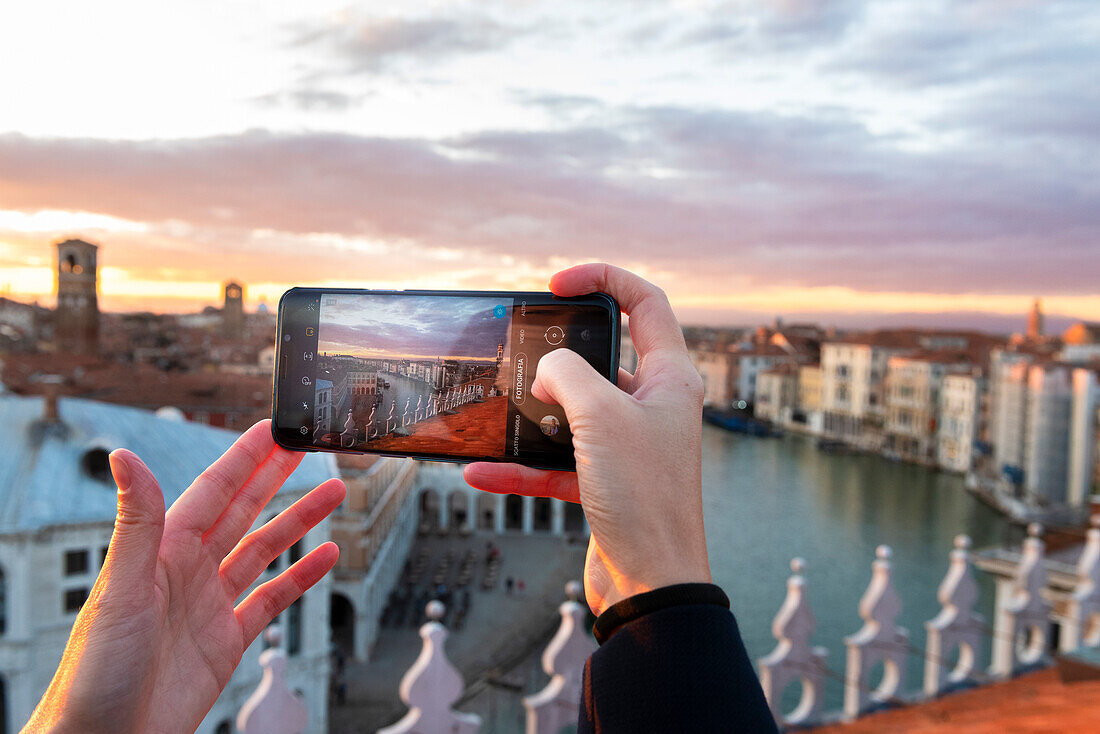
[81, 448, 111, 482]
[100, 546, 109, 567]
[64, 588, 89, 613]
[287, 598, 302, 656]
[0, 566, 6, 635]
[65, 550, 88, 576]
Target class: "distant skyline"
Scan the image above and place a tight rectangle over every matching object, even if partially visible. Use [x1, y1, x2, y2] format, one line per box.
[1, 1, 1098, 329]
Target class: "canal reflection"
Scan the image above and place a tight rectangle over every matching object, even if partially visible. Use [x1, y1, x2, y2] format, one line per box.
[702, 426, 1022, 712]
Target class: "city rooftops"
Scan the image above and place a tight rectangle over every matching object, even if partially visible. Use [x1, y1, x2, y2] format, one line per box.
[758, 362, 800, 376]
[828, 328, 1006, 352]
[0, 392, 336, 534]
[886, 348, 984, 367]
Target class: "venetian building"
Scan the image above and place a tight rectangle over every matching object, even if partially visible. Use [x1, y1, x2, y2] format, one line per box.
[54, 239, 99, 354]
[223, 281, 245, 340]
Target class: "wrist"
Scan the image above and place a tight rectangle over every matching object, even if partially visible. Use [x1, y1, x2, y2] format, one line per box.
[593, 582, 729, 644]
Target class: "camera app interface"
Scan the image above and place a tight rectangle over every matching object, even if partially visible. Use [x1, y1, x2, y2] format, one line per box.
[310, 293, 516, 458]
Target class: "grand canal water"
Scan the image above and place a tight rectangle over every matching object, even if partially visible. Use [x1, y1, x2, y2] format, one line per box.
[701, 424, 1022, 712]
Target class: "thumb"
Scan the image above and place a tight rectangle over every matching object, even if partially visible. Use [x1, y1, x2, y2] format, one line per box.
[531, 348, 624, 422]
[104, 449, 165, 589]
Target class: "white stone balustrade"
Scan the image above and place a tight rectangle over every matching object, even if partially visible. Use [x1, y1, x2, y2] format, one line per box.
[379, 601, 481, 734]
[924, 535, 985, 696]
[1063, 517, 1100, 651]
[843, 545, 909, 720]
[236, 627, 308, 734]
[989, 523, 1051, 677]
[524, 581, 596, 734]
[758, 558, 828, 729]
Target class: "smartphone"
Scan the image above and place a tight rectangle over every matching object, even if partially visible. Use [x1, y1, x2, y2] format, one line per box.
[271, 288, 619, 471]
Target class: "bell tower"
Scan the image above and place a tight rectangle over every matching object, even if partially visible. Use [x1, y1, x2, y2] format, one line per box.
[222, 281, 245, 340]
[55, 239, 100, 354]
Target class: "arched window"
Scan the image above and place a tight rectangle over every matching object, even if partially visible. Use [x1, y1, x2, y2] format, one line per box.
[82, 448, 112, 482]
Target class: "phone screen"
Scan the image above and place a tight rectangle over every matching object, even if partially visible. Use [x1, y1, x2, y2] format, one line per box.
[273, 289, 618, 470]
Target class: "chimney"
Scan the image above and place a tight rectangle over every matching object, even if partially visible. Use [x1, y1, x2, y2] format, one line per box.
[39, 374, 64, 424]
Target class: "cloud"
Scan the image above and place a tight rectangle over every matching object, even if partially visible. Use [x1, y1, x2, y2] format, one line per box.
[252, 88, 365, 111]
[290, 12, 523, 74]
[2, 97, 1096, 303]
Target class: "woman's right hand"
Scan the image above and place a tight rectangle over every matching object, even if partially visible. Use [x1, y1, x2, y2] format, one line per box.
[465, 263, 712, 615]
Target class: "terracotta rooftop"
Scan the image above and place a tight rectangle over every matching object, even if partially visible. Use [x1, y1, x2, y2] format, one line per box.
[1, 353, 272, 427]
[759, 362, 800, 376]
[887, 349, 985, 368]
[829, 329, 1005, 351]
[812, 667, 1100, 733]
[726, 343, 791, 357]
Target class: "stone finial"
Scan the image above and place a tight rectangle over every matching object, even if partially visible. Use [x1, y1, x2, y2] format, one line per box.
[340, 411, 357, 448]
[843, 545, 909, 720]
[924, 535, 985, 696]
[379, 603, 481, 734]
[426, 599, 445, 621]
[989, 524, 1052, 676]
[758, 558, 827, 728]
[237, 627, 308, 734]
[1062, 518, 1100, 651]
[524, 582, 596, 734]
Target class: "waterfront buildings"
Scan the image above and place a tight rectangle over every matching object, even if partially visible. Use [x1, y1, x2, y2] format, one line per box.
[755, 363, 798, 424]
[798, 364, 825, 434]
[937, 373, 985, 473]
[821, 334, 917, 448]
[0, 392, 337, 734]
[689, 348, 734, 408]
[987, 360, 1099, 507]
[883, 351, 976, 464]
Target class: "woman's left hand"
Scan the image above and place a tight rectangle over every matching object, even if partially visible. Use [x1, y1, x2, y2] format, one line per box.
[24, 420, 345, 734]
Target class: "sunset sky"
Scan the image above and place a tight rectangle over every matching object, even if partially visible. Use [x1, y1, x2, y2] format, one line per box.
[318, 293, 508, 360]
[1, 0, 1097, 329]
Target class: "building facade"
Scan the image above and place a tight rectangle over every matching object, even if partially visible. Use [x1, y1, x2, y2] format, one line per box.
[884, 354, 974, 464]
[937, 374, 984, 473]
[798, 365, 825, 434]
[755, 365, 798, 424]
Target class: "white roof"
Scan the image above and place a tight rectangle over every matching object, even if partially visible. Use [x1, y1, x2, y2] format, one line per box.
[0, 393, 337, 533]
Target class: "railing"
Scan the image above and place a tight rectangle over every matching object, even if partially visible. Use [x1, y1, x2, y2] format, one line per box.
[758, 520, 1100, 729]
[236, 519, 1100, 733]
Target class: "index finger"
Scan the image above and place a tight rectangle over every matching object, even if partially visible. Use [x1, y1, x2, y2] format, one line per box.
[549, 263, 686, 358]
[169, 420, 278, 533]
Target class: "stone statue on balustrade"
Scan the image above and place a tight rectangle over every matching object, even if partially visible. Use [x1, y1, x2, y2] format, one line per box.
[237, 627, 308, 734]
[379, 601, 481, 734]
[843, 545, 909, 720]
[758, 558, 827, 729]
[524, 581, 596, 734]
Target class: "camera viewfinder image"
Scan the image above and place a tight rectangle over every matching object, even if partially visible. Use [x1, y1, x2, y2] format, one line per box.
[311, 294, 513, 458]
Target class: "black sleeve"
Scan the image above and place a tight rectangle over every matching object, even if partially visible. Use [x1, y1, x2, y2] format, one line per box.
[578, 585, 778, 733]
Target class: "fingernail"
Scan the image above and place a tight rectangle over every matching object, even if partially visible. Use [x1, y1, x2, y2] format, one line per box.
[109, 451, 131, 491]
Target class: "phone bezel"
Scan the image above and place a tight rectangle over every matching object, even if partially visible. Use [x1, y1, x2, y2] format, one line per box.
[271, 287, 620, 471]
